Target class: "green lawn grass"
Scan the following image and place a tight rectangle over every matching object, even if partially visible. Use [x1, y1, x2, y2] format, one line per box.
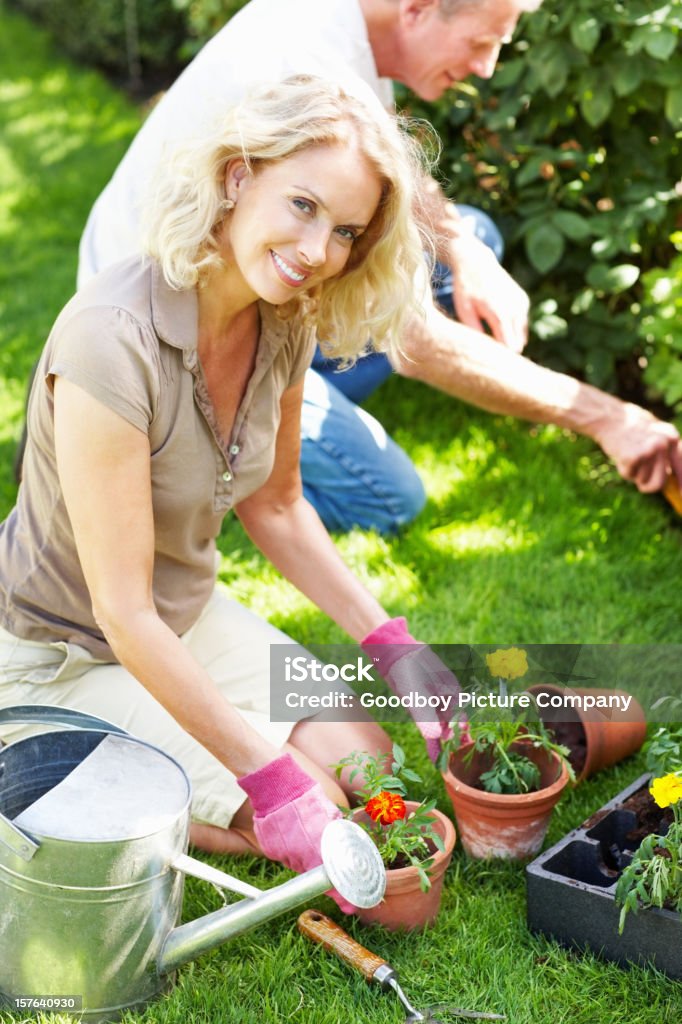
[1, 8, 681, 1024]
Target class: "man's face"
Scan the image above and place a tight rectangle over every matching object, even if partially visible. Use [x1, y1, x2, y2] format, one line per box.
[392, 0, 522, 101]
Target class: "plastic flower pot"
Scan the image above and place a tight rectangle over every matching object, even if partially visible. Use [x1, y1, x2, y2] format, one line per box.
[351, 801, 456, 931]
[441, 741, 570, 860]
[526, 773, 682, 979]
[525, 684, 646, 781]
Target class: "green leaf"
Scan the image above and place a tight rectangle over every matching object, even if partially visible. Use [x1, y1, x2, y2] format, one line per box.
[533, 313, 568, 341]
[540, 51, 571, 98]
[653, 58, 682, 88]
[591, 236, 621, 260]
[417, 865, 431, 893]
[585, 347, 615, 387]
[552, 210, 593, 241]
[636, 879, 651, 903]
[485, 99, 522, 132]
[571, 288, 595, 315]
[516, 156, 544, 188]
[612, 62, 643, 97]
[581, 85, 613, 127]
[649, 361, 682, 406]
[525, 222, 565, 273]
[571, 16, 600, 53]
[665, 86, 682, 126]
[530, 41, 571, 98]
[643, 27, 678, 61]
[586, 263, 640, 293]
[493, 58, 525, 88]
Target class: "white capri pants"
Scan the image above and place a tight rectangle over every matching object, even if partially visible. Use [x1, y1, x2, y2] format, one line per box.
[0, 587, 300, 827]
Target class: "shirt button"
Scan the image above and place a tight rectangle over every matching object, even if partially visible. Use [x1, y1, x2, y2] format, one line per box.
[222, 470, 232, 482]
[229, 444, 240, 455]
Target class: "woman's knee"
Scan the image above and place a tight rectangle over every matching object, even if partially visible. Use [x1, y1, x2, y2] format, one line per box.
[287, 719, 393, 801]
[284, 741, 349, 807]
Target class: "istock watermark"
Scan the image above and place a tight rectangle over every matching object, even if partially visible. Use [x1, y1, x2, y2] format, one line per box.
[269, 644, 682, 724]
[283, 655, 375, 684]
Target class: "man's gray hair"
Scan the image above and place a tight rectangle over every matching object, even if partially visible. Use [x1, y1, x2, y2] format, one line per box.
[438, 0, 543, 16]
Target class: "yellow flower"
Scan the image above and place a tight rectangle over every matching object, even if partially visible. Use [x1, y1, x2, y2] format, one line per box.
[486, 647, 528, 681]
[650, 773, 682, 809]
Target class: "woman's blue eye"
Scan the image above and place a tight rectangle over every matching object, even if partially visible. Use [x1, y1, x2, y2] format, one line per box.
[336, 227, 358, 242]
[292, 198, 313, 214]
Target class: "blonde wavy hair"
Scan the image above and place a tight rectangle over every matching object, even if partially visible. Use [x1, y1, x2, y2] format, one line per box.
[143, 75, 434, 363]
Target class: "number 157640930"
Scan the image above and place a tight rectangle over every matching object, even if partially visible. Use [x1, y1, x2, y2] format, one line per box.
[2, 995, 83, 1013]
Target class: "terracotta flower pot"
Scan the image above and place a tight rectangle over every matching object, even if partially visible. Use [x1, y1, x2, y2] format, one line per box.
[525, 684, 647, 781]
[441, 741, 569, 860]
[352, 801, 456, 931]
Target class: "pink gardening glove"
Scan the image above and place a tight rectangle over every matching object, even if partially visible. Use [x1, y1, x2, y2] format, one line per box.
[237, 753, 354, 912]
[361, 617, 469, 763]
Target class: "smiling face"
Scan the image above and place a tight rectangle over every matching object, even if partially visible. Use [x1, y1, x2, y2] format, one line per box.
[391, 0, 522, 101]
[220, 142, 383, 308]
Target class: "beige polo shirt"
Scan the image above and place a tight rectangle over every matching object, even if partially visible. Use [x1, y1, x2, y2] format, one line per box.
[0, 256, 316, 659]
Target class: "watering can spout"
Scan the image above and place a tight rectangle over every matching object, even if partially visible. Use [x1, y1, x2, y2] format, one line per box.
[159, 820, 385, 975]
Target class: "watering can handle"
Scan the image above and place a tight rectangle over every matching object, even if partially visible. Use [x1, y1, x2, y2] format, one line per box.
[0, 704, 128, 862]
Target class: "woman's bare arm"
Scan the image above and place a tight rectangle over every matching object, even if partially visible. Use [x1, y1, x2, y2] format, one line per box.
[235, 381, 389, 641]
[53, 375, 278, 775]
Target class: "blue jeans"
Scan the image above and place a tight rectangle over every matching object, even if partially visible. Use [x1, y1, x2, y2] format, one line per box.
[301, 206, 504, 533]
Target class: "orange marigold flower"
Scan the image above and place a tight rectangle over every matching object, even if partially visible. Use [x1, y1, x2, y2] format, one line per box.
[365, 791, 407, 825]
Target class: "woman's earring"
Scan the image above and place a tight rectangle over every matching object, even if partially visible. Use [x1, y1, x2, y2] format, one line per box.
[221, 198, 235, 212]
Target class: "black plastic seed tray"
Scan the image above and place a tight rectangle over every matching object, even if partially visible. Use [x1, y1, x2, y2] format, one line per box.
[526, 773, 682, 979]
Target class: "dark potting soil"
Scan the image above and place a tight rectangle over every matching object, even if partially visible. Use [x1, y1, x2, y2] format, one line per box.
[548, 721, 587, 774]
[387, 837, 437, 871]
[622, 786, 673, 843]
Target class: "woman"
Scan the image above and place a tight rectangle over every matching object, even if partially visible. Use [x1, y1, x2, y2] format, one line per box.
[0, 77, 448, 892]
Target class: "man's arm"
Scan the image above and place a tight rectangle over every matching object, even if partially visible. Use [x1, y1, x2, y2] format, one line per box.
[420, 174, 530, 353]
[395, 302, 682, 492]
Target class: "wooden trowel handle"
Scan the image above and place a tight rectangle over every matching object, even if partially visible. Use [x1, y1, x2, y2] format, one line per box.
[297, 909, 389, 982]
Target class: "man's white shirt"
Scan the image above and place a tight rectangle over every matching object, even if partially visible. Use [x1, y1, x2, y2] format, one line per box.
[78, 0, 394, 286]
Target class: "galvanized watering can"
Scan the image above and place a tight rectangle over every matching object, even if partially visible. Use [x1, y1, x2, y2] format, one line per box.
[0, 706, 385, 1021]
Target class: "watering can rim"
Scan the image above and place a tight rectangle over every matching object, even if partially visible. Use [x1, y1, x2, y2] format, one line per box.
[0, 704, 191, 858]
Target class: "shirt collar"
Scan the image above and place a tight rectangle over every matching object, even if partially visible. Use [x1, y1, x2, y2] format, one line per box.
[150, 259, 199, 351]
[150, 258, 293, 359]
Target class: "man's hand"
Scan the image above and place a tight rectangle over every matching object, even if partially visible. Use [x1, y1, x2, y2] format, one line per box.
[395, 305, 682, 498]
[590, 403, 682, 492]
[449, 234, 529, 354]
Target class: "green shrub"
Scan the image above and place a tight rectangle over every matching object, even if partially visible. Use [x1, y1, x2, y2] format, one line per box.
[400, 0, 682, 391]
[640, 237, 682, 425]
[171, 0, 246, 59]
[12, 0, 681, 406]
[9, 0, 186, 79]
